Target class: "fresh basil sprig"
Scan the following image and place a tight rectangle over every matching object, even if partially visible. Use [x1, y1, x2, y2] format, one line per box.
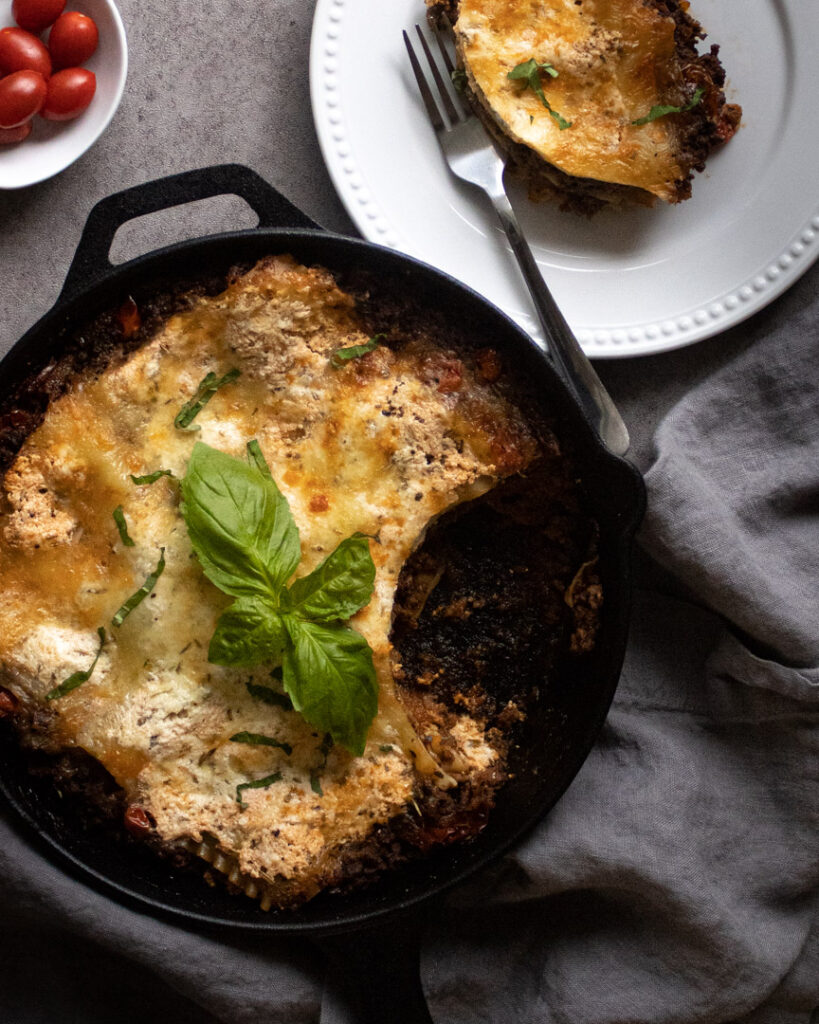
[330, 335, 384, 368]
[111, 549, 166, 627]
[113, 506, 135, 547]
[632, 86, 705, 125]
[46, 628, 106, 701]
[508, 58, 571, 130]
[180, 441, 378, 755]
[175, 368, 241, 431]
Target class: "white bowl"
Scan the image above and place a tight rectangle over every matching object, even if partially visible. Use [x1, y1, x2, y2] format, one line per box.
[0, 0, 127, 189]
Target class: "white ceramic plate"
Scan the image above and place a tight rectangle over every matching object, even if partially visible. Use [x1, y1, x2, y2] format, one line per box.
[0, 0, 127, 190]
[311, 0, 819, 357]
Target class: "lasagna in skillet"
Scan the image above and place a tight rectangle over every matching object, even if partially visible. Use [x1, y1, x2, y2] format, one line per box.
[428, 0, 742, 213]
[0, 256, 599, 908]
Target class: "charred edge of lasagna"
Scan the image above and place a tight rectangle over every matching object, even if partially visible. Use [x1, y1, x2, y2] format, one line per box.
[427, 0, 742, 214]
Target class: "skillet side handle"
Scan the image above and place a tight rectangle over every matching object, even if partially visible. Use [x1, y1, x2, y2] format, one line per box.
[317, 913, 435, 1024]
[58, 164, 321, 301]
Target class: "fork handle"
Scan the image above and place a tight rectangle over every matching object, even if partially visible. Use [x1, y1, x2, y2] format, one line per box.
[489, 192, 630, 456]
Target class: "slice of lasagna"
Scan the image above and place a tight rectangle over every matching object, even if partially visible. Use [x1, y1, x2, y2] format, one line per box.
[0, 256, 599, 908]
[428, 0, 742, 213]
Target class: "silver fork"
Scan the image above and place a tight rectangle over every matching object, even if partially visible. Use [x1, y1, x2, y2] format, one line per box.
[403, 23, 630, 457]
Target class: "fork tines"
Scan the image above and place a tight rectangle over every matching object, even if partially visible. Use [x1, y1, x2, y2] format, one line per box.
[402, 23, 469, 131]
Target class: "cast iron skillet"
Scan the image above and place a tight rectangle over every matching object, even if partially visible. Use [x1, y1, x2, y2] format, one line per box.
[0, 164, 644, 1022]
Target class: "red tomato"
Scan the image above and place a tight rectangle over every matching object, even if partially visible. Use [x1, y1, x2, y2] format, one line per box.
[40, 66, 95, 120]
[12, 0, 66, 34]
[0, 27, 52, 78]
[0, 120, 33, 143]
[0, 69, 47, 128]
[48, 12, 98, 69]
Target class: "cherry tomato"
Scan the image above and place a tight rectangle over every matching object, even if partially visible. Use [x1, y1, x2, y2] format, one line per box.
[48, 12, 98, 69]
[0, 69, 47, 128]
[0, 120, 33, 143]
[0, 27, 52, 78]
[40, 66, 95, 120]
[12, 0, 66, 34]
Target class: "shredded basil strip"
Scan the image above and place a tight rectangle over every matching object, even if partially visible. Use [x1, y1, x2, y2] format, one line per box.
[113, 506, 135, 547]
[130, 469, 174, 485]
[379, 744, 394, 753]
[46, 628, 106, 701]
[246, 681, 293, 710]
[236, 771, 282, 807]
[330, 335, 385, 368]
[632, 86, 705, 125]
[230, 731, 293, 755]
[111, 549, 166, 627]
[246, 438, 272, 478]
[450, 67, 467, 93]
[310, 733, 334, 796]
[507, 58, 571, 130]
[174, 368, 241, 430]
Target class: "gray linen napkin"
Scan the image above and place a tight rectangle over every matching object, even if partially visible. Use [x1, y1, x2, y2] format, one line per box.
[2, 269, 818, 1022]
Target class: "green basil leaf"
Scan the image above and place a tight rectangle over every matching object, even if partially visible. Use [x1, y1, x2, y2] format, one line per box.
[174, 369, 241, 431]
[130, 469, 175, 485]
[230, 731, 293, 755]
[310, 733, 334, 796]
[330, 335, 384, 368]
[236, 771, 282, 807]
[508, 57, 558, 82]
[111, 550, 166, 628]
[632, 86, 705, 125]
[45, 627, 106, 701]
[450, 67, 468, 93]
[246, 439, 272, 478]
[507, 57, 538, 83]
[180, 442, 301, 599]
[507, 58, 571, 130]
[288, 533, 375, 622]
[113, 506, 135, 547]
[546, 107, 572, 131]
[246, 680, 293, 710]
[282, 617, 377, 756]
[209, 599, 287, 666]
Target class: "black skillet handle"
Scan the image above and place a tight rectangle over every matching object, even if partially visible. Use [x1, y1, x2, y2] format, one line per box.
[318, 912, 435, 1023]
[58, 164, 321, 301]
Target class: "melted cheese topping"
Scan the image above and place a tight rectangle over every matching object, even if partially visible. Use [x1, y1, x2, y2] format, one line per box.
[0, 256, 536, 901]
[456, 0, 688, 200]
